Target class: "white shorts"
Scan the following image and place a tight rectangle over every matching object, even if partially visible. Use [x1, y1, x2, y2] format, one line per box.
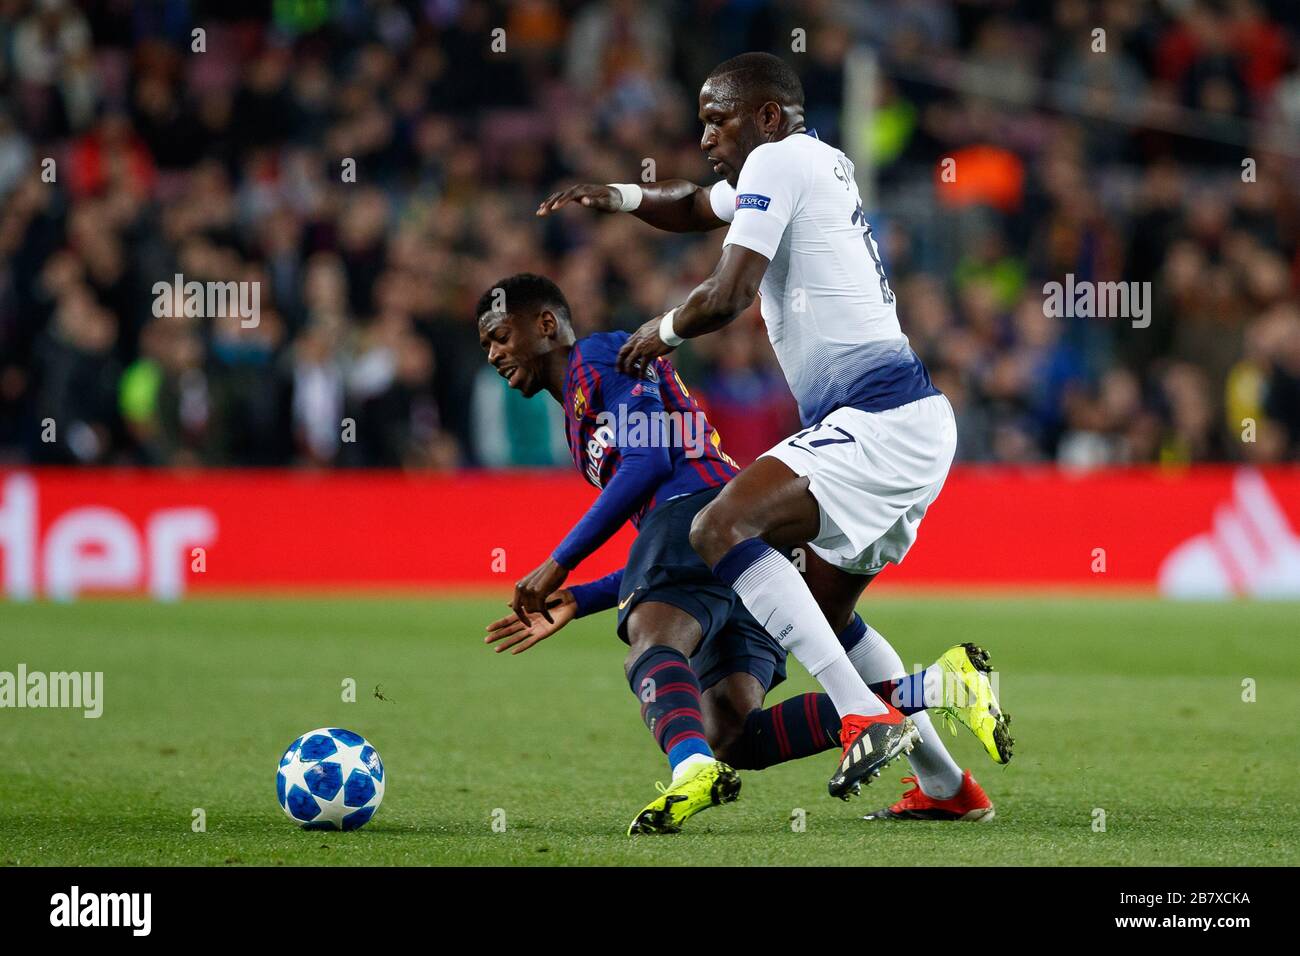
[760, 395, 957, 575]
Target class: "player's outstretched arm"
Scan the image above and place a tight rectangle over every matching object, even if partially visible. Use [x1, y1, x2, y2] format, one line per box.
[617, 244, 770, 375]
[536, 181, 724, 233]
[485, 589, 578, 655]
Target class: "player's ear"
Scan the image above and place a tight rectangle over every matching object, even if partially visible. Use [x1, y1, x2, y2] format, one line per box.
[538, 308, 557, 339]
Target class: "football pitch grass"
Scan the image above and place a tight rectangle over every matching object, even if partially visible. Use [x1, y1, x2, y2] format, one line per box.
[2, 595, 1298, 867]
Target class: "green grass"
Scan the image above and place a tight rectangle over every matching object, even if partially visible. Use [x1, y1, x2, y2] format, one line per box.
[2, 596, 1298, 866]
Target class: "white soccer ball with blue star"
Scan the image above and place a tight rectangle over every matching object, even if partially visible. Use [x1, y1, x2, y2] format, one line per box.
[277, 728, 385, 830]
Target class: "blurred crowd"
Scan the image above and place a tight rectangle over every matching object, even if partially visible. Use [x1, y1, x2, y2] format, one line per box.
[1, 0, 1298, 470]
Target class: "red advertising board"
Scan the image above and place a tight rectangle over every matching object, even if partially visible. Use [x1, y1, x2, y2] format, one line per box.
[1, 467, 1298, 599]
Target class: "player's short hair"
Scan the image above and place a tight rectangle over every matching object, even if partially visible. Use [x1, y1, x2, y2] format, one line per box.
[475, 273, 572, 327]
[705, 52, 804, 109]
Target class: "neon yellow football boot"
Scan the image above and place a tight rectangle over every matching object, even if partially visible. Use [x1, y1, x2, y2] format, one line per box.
[627, 759, 741, 835]
[932, 643, 1014, 764]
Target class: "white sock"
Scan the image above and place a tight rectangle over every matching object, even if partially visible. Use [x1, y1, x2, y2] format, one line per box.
[846, 622, 965, 799]
[671, 752, 715, 783]
[719, 543, 885, 718]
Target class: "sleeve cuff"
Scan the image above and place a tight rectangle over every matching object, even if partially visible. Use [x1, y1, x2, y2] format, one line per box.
[722, 231, 778, 262]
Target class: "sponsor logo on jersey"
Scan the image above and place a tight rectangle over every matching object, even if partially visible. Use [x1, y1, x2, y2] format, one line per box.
[735, 193, 771, 211]
[583, 422, 617, 487]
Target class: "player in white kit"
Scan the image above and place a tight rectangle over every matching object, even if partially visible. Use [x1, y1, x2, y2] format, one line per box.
[537, 53, 1011, 816]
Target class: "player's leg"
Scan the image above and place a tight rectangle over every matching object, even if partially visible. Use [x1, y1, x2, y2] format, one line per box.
[694, 608, 841, 771]
[655, 503, 850, 777]
[700, 671, 764, 762]
[695, 605, 994, 782]
[703, 672, 842, 771]
[694, 612, 948, 777]
[803, 551, 961, 799]
[622, 600, 741, 834]
[623, 600, 712, 776]
[689, 456, 879, 717]
[802, 524, 1009, 821]
[694, 614, 843, 772]
[854, 623, 1014, 766]
[799, 499, 1015, 771]
[689, 454, 915, 797]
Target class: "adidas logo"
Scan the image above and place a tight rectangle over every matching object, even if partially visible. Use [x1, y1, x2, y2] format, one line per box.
[1159, 469, 1300, 598]
[841, 736, 873, 771]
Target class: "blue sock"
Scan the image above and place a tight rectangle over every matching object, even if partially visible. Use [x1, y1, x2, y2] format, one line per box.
[836, 613, 868, 652]
[878, 672, 928, 714]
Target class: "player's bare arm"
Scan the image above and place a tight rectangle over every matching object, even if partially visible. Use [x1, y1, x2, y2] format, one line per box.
[536, 180, 725, 233]
[615, 244, 769, 375]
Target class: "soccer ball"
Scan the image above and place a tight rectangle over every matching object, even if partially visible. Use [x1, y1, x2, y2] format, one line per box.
[276, 728, 385, 830]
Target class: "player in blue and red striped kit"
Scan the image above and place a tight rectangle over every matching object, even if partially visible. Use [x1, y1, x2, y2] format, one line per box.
[477, 273, 969, 833]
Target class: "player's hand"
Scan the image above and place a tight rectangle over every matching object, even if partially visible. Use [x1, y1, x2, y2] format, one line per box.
[512, 557, 569, 627]
[616, 314, 674, 376]
[536, 184, 623, 217]
[485, 589, 577, 655]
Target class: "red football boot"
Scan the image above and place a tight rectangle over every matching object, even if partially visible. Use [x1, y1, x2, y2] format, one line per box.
[863, 770, 995, 822]
[827, 701, 920, 799]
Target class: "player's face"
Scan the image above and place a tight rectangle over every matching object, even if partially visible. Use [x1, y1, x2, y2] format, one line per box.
[478, 310, 550, 398]
[698, 83, 761, 188]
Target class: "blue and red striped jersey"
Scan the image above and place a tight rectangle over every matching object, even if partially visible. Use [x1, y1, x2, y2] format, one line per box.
[551, 331, 739, 569]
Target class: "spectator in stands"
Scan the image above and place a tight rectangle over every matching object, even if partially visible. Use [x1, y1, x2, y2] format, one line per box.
[0, 0, 1295, 472]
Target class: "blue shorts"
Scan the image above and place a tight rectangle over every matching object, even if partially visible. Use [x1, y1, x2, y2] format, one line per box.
[615, 486, 787, 693]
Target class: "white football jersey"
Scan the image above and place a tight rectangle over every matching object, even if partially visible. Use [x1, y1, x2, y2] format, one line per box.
[709, 131, 937, 426]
